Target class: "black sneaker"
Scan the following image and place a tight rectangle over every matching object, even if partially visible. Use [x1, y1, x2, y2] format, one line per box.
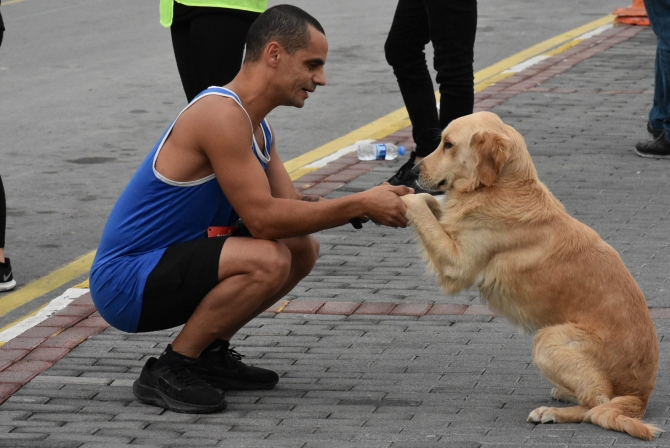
[0, 258, 16, 292]
[647, 122, 663, 139]
[192, 340, 279, 390]
[387, 152, 437, 195]
[635, 134, 670, 159]
[133, 345, 227, 414]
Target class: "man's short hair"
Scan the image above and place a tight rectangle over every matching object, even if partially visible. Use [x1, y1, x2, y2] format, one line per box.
[244, 4, 326, 63]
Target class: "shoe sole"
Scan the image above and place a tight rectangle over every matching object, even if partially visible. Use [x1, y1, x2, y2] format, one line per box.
[133, 379, 227, 414]
[634, 148, 670, 159]
[200, 376, 278, 391]
[0, 280, 16, 292]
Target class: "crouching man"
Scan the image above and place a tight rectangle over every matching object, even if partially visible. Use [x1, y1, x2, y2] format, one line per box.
[90, 4, 411, 414]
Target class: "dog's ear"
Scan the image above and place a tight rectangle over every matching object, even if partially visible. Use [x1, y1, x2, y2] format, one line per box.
[470, 130, 511, 187]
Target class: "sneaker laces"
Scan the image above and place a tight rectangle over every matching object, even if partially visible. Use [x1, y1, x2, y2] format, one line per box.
[225, 347, 244, 361]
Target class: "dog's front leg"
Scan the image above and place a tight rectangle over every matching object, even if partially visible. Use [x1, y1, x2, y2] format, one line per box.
[416, 193, 443, 220]
[402, 194, 464, 292]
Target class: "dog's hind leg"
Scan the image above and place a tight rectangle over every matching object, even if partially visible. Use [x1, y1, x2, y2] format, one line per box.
[527, 324, 613, 423]
[528, 326, 659, 439]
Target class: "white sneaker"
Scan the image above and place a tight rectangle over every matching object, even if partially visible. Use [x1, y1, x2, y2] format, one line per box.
[0, 258, 16, 292]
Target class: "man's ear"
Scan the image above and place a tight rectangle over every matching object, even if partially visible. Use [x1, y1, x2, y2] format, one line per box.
[470, 130, 511, 187]
[265, 42, 281, 67]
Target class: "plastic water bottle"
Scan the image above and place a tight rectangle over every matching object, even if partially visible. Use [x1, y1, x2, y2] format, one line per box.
[357, 143, 406, 161]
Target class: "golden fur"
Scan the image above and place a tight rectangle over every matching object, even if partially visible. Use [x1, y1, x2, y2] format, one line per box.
[402, 111, 660, 440]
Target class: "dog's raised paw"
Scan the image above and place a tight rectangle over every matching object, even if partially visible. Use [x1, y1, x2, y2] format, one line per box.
[527, 407, 557, 424]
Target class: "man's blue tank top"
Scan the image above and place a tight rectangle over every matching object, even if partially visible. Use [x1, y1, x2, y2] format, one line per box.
[90, 87, 272, 333]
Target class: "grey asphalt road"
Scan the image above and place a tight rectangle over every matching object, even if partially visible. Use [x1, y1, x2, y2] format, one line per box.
[0, 0, 626, 324]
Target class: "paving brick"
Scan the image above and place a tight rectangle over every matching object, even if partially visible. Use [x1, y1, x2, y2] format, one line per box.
[389, 304, 432, 317]
[426, 304, 468, 315]
[0, 368, 40, 384]
[0, 338, 46, 351]
[53, 304, 97, 318]
[282, 300, 325, 314]
[40, 326, 109, 349]
[0, 350, 28, 362]
[4, 361, 54, 373]
[23, 348, 72, 363]
[649, 308, 670, 319]
[13, 327, 63, 340]
[463, 305, 495, 316]
[302, 182, 346, 196]
[36, 315, 83, 330]
[353, 303, 396, 315]
[68, 294, 94, 307]
[322, 170, 367, 183]
[317, 302, 361, 315]
[75, 315, 110, 328]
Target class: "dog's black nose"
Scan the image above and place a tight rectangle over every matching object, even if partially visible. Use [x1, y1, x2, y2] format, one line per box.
[410, 163, 422, 176]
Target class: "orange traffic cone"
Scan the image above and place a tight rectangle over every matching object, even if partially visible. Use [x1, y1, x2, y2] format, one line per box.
[613, 0, 650, 26]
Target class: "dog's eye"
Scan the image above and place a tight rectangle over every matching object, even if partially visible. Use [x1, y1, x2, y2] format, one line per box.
[443, 142, 453, 150]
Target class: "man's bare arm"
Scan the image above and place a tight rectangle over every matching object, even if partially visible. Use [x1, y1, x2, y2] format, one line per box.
[194, 98, 410, 239]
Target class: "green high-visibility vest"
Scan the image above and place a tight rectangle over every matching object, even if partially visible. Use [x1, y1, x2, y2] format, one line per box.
[160, 0, 268, 27]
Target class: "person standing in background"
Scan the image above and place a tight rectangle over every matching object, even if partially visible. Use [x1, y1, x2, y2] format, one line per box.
[384, 0, 477, 191]
[635, 0, 670, 159]
[0, 177, 15, 292]
[0, 1, 17, 293]
[160, 0, 268, 103]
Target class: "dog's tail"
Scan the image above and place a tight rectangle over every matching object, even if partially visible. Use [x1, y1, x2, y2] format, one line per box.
[585, 396, 662, 440]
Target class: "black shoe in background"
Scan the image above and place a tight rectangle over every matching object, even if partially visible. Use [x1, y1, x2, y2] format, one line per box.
[133, 345, 227, 414]
[635, 134, 670, 159]
[386, 152, 437, 195]
[0, 258, 16, 292]
[193, 340, 279, 390]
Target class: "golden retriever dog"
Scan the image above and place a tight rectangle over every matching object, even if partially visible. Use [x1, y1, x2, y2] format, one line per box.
[401, 111, 659, 440]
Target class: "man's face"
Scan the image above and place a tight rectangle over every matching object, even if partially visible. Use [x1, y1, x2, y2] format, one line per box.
[279, 26, 328, 108]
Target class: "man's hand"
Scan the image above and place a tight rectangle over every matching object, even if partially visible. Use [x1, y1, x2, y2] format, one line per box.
[360, 183, 414, 228]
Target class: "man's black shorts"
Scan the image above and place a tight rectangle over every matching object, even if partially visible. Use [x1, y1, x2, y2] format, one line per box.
[136, 237, 228, 333]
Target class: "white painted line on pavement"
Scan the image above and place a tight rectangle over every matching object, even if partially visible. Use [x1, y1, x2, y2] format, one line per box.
[0, 287, 90, 344]
[577, 24, 614, 41]
[503, 55, 551, 74]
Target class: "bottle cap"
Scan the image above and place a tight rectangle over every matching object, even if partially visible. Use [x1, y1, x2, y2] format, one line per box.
[398, 146, 406, 156]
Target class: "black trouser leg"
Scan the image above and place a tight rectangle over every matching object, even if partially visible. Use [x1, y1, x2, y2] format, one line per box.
[385, 0, 477, 158]
[430, 0, 477, 131]
[0, 175, 6, 249]
[171, 11, 258, 102]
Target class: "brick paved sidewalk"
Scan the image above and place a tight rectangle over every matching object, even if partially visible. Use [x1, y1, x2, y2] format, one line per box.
[0, 24, 667, 447]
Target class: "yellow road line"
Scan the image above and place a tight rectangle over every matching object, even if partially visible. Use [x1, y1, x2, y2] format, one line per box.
[3, 0, 28, 5]
[0, 14, 616, 324]
[474, 15, 615, 87]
